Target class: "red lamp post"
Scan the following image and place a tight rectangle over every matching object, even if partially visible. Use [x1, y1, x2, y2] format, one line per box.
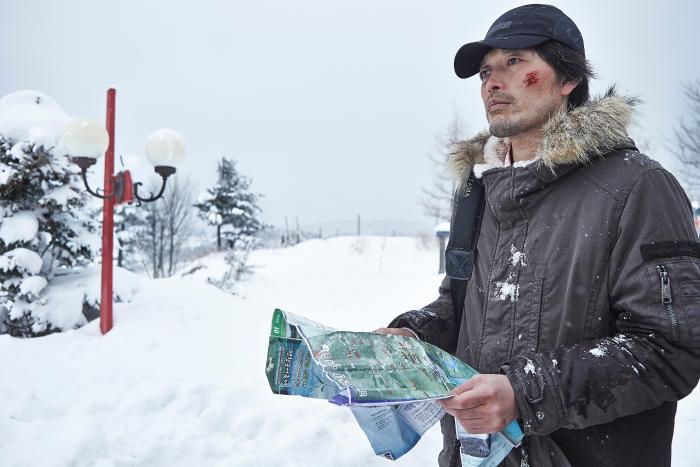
[64, 88, 186, 334]
[101, 88, 116, 334]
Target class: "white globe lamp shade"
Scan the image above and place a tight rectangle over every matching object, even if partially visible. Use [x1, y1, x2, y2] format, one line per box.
[145, 129, 186, 167]
[63, 118, 109, 158]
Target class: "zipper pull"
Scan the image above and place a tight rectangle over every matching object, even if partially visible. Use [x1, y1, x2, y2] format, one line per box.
[656, 265, 672, 304]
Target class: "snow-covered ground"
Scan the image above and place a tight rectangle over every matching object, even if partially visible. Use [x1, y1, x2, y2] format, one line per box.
[1, 236, 698, 467]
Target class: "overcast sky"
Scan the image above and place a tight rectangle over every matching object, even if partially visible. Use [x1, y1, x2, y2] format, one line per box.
[2, 0, 698, 234]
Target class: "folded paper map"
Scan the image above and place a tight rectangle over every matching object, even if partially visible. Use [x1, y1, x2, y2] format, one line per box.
[265, 308, 523, 466]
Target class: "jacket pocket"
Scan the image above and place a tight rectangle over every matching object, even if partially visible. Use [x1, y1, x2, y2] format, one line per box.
[513, 263, 547, 356]
[678, 279, 700, 348]
[645, 260, 700, 348]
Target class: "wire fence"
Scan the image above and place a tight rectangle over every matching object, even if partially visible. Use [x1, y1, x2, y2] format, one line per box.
[271, 216, 438, 245]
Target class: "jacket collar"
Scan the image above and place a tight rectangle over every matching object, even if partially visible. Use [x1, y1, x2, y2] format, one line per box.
[447, 87, 639, 188]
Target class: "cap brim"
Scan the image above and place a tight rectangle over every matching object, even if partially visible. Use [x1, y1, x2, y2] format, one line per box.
[454, 35, 551, 79]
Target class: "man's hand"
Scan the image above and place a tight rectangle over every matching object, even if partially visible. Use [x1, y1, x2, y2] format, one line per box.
[438, 374, 518, 434]
[372, 327, 415, 337]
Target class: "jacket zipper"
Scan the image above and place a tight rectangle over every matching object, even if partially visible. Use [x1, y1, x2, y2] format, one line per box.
[656, 265, 680, 342]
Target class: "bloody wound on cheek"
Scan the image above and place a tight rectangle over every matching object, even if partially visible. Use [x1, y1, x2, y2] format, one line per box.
[524, 71, 539, 87]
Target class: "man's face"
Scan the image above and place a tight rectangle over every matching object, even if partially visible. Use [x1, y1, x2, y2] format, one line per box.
[479, 48, 576, 138]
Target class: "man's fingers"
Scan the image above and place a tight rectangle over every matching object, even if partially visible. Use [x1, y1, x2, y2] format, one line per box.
[442, 383, 495, 411]
[451, 405, 493, 419]
[452, 376, 479, 395]
[441, 402, 495, 423]
[440, 394, 483, 411]
[441, 374, 516, 435]
[371, 327, 414, 337]
[456, 413, 508, 434]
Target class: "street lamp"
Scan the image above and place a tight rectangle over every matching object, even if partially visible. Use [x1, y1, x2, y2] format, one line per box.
[64, 88, 186, 334]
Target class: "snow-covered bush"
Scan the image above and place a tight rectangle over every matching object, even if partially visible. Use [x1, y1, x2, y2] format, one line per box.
[0, 90, 99, 337]
[207, 235, 256, 293]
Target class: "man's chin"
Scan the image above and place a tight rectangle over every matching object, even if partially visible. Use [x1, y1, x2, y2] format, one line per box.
[489, 120, 518, 138]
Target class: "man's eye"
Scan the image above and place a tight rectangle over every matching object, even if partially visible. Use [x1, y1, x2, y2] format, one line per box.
[479, 69, 491, 81]
[507, 57, 520, 65]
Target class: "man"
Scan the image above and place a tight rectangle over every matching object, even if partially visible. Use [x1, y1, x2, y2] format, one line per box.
[375, 4, 700, 466]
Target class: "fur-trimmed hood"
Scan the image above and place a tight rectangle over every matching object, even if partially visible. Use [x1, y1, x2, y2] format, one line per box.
[447, 87, 639, 182]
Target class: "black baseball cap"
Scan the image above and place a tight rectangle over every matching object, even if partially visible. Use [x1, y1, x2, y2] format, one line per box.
[454, 4, 584, 79]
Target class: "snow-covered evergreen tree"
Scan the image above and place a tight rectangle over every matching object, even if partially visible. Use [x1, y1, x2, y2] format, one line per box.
[195, 157, 264, 293]
[194, 157, 264, 251]
[0, 91, 99, 337]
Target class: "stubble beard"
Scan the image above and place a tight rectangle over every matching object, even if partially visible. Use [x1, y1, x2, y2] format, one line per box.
[487, 97, 562, 138]
[488, 114, 527, 138]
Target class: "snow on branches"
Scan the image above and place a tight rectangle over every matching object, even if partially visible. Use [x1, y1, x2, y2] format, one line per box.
[195, 157, 264, 251]
[0, 90, 99, 337]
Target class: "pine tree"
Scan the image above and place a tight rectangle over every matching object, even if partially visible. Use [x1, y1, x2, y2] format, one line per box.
[195, 157, 264, 292]
[0, 91, 99, 337]
[194, 157, 264, 251]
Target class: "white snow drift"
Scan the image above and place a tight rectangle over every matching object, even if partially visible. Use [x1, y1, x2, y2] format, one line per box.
[0, 236, 697, 467]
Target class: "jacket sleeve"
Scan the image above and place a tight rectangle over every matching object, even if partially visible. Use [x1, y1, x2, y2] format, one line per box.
[505, 167, 700, 436]
[387, 275, 460, 354]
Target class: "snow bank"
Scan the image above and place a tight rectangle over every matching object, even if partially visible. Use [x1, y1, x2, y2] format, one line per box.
[0, 236, 697, 466]
[32, 266, 143, 332]
[0, 236, 443, 467]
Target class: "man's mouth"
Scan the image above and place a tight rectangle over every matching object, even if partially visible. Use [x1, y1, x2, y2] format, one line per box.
[488, 99, 511, 112]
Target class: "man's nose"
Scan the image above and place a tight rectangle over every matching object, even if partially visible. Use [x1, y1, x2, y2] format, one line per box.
[485, 70, 505, 93]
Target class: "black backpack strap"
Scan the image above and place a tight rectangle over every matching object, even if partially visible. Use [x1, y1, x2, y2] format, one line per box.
[445, 171, 485, 329]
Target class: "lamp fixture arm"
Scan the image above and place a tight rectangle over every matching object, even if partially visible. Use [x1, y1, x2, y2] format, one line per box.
[133, 165, 176, 205]
[72, 157, 114, 199]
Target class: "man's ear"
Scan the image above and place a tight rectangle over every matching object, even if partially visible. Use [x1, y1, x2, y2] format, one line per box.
[561, 80, 579, 97]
